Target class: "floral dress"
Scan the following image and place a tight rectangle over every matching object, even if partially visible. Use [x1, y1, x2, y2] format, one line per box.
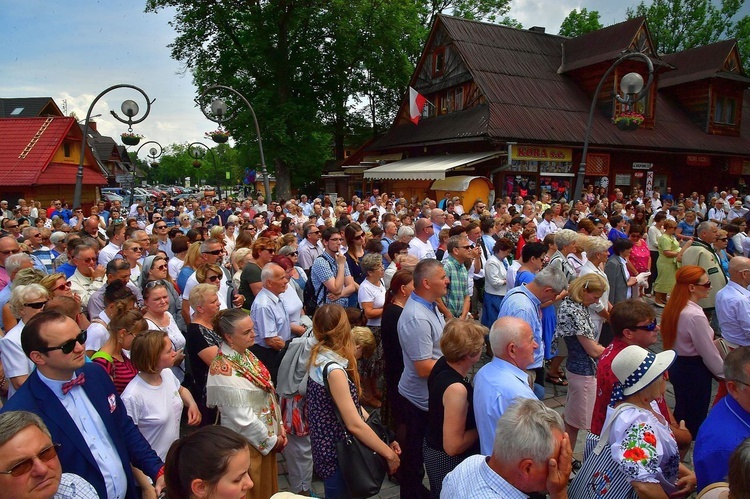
[570, 402, 679, 498]
[306, 350, 360, 480]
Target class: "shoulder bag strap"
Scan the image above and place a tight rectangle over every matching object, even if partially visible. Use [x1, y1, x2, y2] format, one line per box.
[322, 361, 363, 434]
[593, 402, 639, 455]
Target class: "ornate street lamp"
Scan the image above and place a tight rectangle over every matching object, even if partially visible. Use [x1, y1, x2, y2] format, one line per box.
[74, 84, 154, 208]
[195, 85, 271, 202]
[129, 141, 163, 206]
[188, 142, 220, 199]
[572, 52, 654, 203]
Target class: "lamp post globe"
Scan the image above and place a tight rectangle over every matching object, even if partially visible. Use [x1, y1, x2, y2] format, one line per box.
[121, 100, 140, 118]
[620, 72, 644, 96]
[210, 99, 227, 120]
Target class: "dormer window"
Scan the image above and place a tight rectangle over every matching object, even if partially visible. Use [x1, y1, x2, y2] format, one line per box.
[715, 96, 737, 125]
[433, 47, 445, 76]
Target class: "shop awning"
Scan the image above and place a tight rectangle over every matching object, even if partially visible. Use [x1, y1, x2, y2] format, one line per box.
[430, 175, 493, 192]
[363, 152, 500, 180]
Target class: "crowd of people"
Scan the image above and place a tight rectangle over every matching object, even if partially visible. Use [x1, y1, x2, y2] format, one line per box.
[0, 183, 749, 497]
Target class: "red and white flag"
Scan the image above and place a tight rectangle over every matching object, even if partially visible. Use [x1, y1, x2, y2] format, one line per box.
[409, 86, 427, 125]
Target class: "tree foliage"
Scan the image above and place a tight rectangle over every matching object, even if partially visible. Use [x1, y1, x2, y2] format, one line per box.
[626, 0, 749, 63]
[558, 8, 603, 37]
[146, 0, 518, 199]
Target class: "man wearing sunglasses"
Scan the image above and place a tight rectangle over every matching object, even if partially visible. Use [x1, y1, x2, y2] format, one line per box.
[0, 410, 97, 498]
[589, 300, 691, 450]
[1, 311, 166, 498]
[297, 223, 323, 272]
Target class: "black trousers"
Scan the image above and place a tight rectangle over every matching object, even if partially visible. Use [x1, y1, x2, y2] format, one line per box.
[398, 398, 431, 499]
[669, 355, 714, 438]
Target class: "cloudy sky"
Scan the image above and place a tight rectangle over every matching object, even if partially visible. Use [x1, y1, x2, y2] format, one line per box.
[2, 0, 748, 163]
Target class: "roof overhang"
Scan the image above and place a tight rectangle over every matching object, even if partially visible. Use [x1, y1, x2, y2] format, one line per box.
[363, 152, 500, 180]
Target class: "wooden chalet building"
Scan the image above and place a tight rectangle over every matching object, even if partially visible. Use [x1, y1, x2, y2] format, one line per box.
[349, 15, 750, 205]
[0, 116, 107, 208]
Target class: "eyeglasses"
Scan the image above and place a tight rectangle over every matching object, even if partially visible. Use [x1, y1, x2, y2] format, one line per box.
[0, 248, 20, 255]
[0, 443, 60, 477]
[129, 247, 143, 252]
[24, 301, 48, 309]
[38, 330, 87, 354]
[732, 379, 750, 389]
[625, 319, 658, 332]
[695, 281, 712, 288]
[6, 224, 18, 228]
[55, 281, 72, 292]
[717, 237, 728, 241]
[75, 257, 97, 263]
[206, 274, 221, 282]
[202, 249, 224, 255]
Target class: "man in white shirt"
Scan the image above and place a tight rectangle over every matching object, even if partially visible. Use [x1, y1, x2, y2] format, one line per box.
[709, 199, 728, 225]
[715, 257, 750, 346]
[297, 224, 324, 271]
[728, 200, 748, 223]
[68, 245, 105, 309]
[536, 208, 558, 241]
[97, 224, 127, 266]
[408, 218, 436, 260]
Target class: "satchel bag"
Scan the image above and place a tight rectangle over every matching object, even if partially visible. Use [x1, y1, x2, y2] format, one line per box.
[323, 362, 389, 498]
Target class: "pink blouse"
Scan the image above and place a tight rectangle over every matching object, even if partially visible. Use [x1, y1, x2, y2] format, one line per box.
[674, 300, 724, 378]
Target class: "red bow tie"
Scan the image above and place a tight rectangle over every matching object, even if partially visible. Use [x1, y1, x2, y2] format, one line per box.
[62, 373, 85, 395]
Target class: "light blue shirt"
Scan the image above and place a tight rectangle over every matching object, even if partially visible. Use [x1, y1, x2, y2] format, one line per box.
[37, 370, 127, 499]
[715, 281, 750, 346]
[397, 292, 445, 411]
[498, 285, 544, 369]
[441, 455, 527, 499]
[251, 287, 291, 348]
[473, 357, 536, 455]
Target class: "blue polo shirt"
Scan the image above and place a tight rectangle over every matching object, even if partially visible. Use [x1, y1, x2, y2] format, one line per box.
[694, 395, 750, 490]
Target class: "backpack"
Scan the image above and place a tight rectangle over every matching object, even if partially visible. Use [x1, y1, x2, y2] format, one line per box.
[303, 256, 334, 317]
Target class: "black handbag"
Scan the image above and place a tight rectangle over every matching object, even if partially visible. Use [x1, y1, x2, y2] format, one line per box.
[323, 362, 389, 498]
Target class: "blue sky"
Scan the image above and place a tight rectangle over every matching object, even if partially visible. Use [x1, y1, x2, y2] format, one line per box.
[2, 0, 749, 163]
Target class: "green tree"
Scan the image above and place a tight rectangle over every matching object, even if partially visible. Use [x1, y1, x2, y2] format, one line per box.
[558, 8, 603, 37]
[626, 0, 749, 63]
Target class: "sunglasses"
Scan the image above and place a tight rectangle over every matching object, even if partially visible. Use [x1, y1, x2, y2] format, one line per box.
[129, 247, 143, 252]
[717, 237, 728, 241]
[145, 279, 167, 290]
[0, 248, 21, 255]
[39, 330, 87, 354]
[6, 224, 18, 228]
[287, 251, 299, 256]
[55, 281, 72, 292]
[625, 319, 658, 332]
[155, 225, 167, 229]
[24, 300, 48, 309]
[202, 249, 224, 255]
[154, 264, 167, 271]
[354, 234, 365, 239]
[695, 281, 712, 288]
[206, 274, 221, 282]
[459, 245, 473, 250]
[0, 443, 60, 477]
[263, 248, 276, 253]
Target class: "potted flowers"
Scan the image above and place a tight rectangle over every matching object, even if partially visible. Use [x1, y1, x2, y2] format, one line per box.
[613, 112, 645, 131]
[206, 129, 230, 144]
[193, 160, 202, 169]
[121, 132, 143, 146]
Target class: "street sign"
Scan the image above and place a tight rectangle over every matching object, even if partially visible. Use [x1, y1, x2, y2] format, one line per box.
[115, 174, 131, 183]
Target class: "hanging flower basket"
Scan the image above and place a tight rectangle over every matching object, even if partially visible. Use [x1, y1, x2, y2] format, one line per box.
[613, 112, 644, 131]
[121, 132, 143, 146]
[193, 160, 202, 168]
[206, 129, 230, 144]
[150, 162, 159, 169]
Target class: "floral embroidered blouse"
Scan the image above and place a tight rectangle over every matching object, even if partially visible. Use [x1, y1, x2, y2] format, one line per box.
[206, 343, 281, 455]
[607, 402, 679, 494]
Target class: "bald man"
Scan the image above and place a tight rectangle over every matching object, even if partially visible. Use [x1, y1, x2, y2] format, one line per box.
[408, 218, 436, 260]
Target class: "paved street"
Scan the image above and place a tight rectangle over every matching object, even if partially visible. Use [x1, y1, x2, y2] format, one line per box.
[274, 298, 708, 498]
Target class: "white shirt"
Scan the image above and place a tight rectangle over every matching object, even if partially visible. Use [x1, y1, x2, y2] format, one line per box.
[98, 242, 122, 266]
[86, 311, 111, 352]
[358, 279, 385, 327]
[0, 320, 33, 398]
[408, 237, 436, 260]
[121, 369, 183, 461]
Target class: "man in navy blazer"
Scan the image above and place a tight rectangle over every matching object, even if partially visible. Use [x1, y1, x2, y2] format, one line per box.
[1, 311, 165, 498]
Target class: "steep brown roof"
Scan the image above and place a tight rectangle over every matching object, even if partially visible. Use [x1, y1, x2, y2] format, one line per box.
[559, 17, 646, 73]
[660, 39, 750, 87]
[369, 15, 750, 156]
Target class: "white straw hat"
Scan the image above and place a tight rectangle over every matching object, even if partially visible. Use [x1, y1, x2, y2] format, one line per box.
[612, 345, 675, 398]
